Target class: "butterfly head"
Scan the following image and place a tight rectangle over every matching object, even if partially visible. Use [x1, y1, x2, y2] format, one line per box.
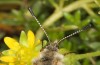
[45, 41, 58, 51]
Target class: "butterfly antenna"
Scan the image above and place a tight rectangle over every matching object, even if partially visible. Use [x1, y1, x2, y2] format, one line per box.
[57, 23, 92, 45]
[28, 7, 50, 43]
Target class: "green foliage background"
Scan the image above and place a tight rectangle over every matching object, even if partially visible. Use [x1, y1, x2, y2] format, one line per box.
[0, 0, 100, 65]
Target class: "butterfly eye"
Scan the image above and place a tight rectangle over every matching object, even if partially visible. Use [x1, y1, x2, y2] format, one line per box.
[53, 47, 58, 51]
[41, 57, 49, 61]
[41, 57, 46, 61]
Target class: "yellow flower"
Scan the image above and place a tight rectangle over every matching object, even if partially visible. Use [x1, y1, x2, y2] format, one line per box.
[0, 63, 6, 65]
[4, 37, 20, 51]
[0, 56, 16, 62]
[0, 30, 41, 65]
[9, 63, 14, 65]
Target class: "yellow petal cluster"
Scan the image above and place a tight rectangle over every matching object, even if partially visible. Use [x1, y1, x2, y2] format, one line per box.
[0, 30, 41, 65]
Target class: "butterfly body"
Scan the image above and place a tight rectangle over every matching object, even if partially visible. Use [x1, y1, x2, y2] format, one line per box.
[33, 42, 64, 65]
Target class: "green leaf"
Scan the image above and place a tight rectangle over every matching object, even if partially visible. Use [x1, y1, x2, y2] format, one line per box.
[96, 61, 100, 65]
[60, 40, 72, 51]
[93, 16, 100, 24]
[33, 1, 43, 16]
[2, 50, 9, 55]
[59, 48, 68, 54]
[64, 54, 80, 65]
[19, 31, 28, 47]
[43, 40, 48, 46]
[89, 42, 100, 50]
[48, 31, 64, 41]
[63, 12, 74, 24]
[74, 10, 81, 25]
[83, 59, 90, 65]
[80, 32, 89, 41]
[2, 50, 15, 56]
[80, 18, 91, 28]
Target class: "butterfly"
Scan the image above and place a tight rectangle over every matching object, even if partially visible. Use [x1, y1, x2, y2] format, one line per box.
[28, 7, 91, 65]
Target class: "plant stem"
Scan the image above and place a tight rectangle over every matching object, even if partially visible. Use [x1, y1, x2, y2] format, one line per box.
[76, 51, 100, 60]
[64, 51, 100, 65]
[59, 0, 64, 9]
[48, 0, 58, 9]
[82, 4, 96, 16]
[46, 25, 78, 32]
[0, 1, 22, 5]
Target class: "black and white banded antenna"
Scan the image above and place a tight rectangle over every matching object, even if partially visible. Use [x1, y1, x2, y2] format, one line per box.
[56, 23, 92, 46]
[28, 7, 50, 43]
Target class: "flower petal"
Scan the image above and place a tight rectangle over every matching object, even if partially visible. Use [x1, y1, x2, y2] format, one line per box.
[27, 30, 35, 47]
[0, 56, 16, 62]
[4, 37, 20, 50]
[9, 63, 14, 65]
[0, 63, 6, 65]
[19, 31, 28, 47]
